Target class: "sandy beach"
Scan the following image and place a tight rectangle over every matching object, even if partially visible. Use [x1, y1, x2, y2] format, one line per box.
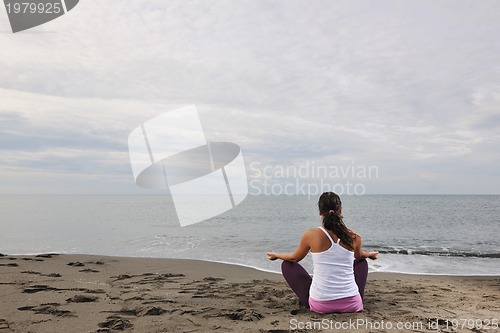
[0, 253, 498, 333]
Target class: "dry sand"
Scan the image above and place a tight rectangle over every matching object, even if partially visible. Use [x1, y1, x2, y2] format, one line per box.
[0, 253, 498, 332]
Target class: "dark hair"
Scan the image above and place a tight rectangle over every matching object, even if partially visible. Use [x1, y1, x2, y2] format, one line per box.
[318, 192, 354, 250]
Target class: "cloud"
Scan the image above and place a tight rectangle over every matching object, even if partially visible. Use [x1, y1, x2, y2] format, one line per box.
[0, 1, 499, 194]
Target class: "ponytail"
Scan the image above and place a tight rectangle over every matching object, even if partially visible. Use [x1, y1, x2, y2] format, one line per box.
[322, 211, 354, 250]
[318, 192, 354, 250]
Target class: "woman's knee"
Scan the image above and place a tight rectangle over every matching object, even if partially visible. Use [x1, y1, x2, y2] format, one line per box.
[281, 260, 294, 273]
[282, 261, 306, 279]
[354, 258, 368, 268]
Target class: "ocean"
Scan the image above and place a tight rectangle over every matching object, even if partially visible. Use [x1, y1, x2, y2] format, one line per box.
[1, 194, 499, 276]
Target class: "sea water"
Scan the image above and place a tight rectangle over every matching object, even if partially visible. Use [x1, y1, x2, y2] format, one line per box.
[1, 194, 499, 275]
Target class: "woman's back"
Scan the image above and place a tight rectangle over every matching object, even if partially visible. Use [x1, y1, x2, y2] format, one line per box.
[309, 227, 360, 301]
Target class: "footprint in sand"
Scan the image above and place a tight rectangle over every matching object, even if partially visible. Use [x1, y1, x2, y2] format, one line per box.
[202, 308, 264, 322]
[226, 309, 264, 321]
[66, 295, 99, 303]
[67, 262, 85, 267]
[36, 253, 59, 258]
[0, 319, 10, 330]
[23, 285, 59, 293]
[21, 271, 62, 277]
[97, 316, 133, 331]
[17, 303, 74, 317]
[46, 273, 62, 277]
[109, 306, 168, 317]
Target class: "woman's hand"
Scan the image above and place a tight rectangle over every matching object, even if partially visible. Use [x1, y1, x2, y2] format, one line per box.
[367, 251, 379, 260]
[266, 252, 279, 261]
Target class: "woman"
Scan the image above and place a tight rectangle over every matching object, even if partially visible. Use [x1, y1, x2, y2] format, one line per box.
[266, 192, 379, 313]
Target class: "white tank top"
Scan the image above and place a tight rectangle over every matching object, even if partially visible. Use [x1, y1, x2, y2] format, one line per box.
[309, 227, 360, 301]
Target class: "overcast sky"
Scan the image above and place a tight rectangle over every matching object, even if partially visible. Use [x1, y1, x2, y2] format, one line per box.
[1, 0, 499, 195]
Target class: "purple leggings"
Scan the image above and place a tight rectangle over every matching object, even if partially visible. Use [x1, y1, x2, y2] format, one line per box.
[281, 259, 368, 308]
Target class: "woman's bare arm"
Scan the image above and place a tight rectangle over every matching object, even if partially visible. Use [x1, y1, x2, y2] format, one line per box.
[353, 234, 379, 260]
[266, 230, 312, 263]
